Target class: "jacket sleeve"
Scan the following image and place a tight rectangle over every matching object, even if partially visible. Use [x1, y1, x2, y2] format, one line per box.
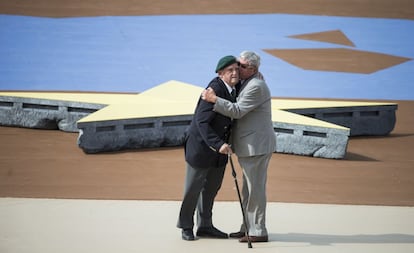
[194, 90, 226, 152]
[214, 79, 269, 119]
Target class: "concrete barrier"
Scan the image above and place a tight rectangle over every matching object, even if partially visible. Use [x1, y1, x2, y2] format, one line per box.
[285, 104, 397, 136]
[0, 81, 398, 159]
[0, 96, 103, 132]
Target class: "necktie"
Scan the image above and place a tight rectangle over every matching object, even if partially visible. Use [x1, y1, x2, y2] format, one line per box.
[230, 89, 236, 101]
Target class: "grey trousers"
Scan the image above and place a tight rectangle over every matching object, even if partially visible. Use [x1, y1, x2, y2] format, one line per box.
[177, 162, 226, 229]
[238, 153, 272, 236]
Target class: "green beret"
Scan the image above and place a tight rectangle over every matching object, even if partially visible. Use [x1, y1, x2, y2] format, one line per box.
[215, 55, 237, 73]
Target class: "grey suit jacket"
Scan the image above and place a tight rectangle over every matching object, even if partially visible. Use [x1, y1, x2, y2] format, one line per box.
[214, 75, 276, 157]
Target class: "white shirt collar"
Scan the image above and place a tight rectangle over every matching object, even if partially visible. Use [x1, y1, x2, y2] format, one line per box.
[222, 80, 234, 94]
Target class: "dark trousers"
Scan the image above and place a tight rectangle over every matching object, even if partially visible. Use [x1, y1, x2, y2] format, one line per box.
[177, 162, 226, 229]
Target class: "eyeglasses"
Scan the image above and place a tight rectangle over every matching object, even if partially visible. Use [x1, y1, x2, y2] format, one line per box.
[240, 63, 253, 69]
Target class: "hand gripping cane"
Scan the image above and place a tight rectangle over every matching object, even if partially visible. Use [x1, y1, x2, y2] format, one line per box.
[228, 153, 253, 248]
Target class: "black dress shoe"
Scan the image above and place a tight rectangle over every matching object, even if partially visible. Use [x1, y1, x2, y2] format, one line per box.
[196, 226, 228, 239]
[182, 229, 195, 241]
[229, 231, 245, 238]
[239, 235, 268, 243]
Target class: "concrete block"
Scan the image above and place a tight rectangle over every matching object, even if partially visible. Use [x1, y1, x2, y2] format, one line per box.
[274, 122, 349, 159]
[0, 96, 103, 132]
[284, 104, 397, 136]
[273, 110, 350, 159]
[77, 108, 351, 158]
[77, 115, 192, 153]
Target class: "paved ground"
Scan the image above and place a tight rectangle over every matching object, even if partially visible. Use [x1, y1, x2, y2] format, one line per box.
[1, 198, 414, 253]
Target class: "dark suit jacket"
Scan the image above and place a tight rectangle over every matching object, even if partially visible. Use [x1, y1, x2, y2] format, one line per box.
[184, 77, 235, 169]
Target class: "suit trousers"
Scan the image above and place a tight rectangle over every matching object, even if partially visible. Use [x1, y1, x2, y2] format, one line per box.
[238, 153, 272, 236]
[177, 162, 226, 229]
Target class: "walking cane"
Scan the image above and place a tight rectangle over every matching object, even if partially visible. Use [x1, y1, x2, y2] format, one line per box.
[228, 153, 253, 248]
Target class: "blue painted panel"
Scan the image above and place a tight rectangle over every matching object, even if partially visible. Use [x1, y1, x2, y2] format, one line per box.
[0, 14, 413, 99]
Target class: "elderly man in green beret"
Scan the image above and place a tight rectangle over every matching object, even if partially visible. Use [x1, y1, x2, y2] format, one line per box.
[177, 55, 240, 241]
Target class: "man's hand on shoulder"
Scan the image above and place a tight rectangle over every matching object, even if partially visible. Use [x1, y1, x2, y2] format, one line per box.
[201, 87, 217, 103]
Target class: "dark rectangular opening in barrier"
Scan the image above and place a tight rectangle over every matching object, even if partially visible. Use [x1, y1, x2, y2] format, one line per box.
[96, 125, 116, 132]
[0, 101, 13, 108]
[162, 120, 191, 127]
[124, 122, 154, 130]
[302, 113, 315, 118]
[68, 107, 98, 114]
[360, 111, 379, 117]
[274, 127, 294, 134]
[22, 103, 59, 111]
[303, 130, 327, 138]
[323, 111, 353, 118]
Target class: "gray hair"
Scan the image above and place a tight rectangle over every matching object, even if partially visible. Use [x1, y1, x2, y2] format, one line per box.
[239, 51, 261, 68]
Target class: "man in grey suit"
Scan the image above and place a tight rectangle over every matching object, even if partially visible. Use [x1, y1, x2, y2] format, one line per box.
[201, 51, 275, 243]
